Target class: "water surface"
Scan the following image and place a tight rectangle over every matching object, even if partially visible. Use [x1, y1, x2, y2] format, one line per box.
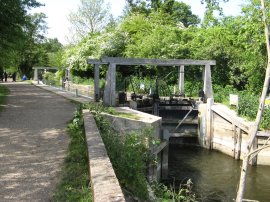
[168, 145, 270, 202]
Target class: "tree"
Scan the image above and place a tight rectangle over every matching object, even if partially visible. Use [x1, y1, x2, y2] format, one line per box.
[67, 0, 112, 43]
[0, 0, 43, 72]
[161, 0, 200, 27]
[200, 0, 229, 27]
[18, 13, 48, 77]
[125, 0, 200, 27]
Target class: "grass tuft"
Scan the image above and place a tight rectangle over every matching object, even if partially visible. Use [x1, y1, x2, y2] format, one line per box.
[53, 107, 92, 202]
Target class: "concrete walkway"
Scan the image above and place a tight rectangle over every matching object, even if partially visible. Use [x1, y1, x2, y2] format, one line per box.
[0, 82, 76, 201]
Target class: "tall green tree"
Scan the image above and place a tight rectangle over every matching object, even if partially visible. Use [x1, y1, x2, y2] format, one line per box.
[18, 13, 48, 77]
[125, 0, 200, 27]
[0, 0, 42, 71]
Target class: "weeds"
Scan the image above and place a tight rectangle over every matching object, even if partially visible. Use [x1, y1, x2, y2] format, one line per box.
[53, 107, 92, 202]
[152, 179, 197, 202]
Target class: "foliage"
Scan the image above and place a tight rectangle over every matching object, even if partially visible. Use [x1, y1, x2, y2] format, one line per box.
[53, 107, 92, 202]
[215, 87, 270, 130]
[213, 85, 237, 104]
[0, 84, 10, 109]
[152, 179, 197, 202]
[72, 76, 94, 85]
[43, 72, 59, 86]
[125, 0, 200, 27]
[86, 102, 153, 200]
[0, 0, 42, 69]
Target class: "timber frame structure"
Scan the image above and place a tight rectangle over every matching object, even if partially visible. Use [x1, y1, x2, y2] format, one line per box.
[87, 57, 216, 106]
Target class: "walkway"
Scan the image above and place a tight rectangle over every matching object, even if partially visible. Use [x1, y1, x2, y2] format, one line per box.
[0, 82, 76, 201]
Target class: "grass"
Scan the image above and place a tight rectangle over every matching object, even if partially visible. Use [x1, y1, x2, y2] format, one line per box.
[0, 84, 9, 109]
[106, 107, 141, 120]
[53, 108, 92, 202]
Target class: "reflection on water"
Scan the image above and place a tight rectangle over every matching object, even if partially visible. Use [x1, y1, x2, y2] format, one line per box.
[168, 145, 270, 202]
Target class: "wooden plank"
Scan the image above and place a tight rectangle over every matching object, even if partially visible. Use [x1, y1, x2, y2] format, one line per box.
[206, 98, 214, 149]
[87, 59, 108, 65]
[32, 67, 59, 70]
[236, 127, 242, 160]
[211, 105, 250, 133]
[102, 57, 216, 66]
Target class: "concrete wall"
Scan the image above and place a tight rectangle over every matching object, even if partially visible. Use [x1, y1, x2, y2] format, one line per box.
[83, 110, 126, 202]
[101, 107, 168, 181]
[198, 102, 270, 165]
[102, 107, 162, 138]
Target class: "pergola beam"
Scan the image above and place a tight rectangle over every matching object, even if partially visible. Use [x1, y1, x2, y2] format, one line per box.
[32, 67, 59, 70]
[88, 57, 216, 66]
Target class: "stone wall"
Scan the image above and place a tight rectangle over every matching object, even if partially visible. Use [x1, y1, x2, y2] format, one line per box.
[83, 110, 126, 202]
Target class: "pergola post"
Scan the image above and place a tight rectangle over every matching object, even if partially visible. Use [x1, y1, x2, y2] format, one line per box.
[178, 65, 185, 95]
[34, 69, 38, 81]
[104, 63, 116, 106]
[203, 64, 213, 100]
[94, 64, 100, 102]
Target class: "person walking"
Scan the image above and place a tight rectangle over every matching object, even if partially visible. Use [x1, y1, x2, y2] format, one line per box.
[12, 72, 16, 82]
[4, 71, 7, 82]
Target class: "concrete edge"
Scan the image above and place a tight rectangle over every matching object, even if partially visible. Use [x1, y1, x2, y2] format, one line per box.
[83, 110, 126, 202]
[31, 81, 91, 104]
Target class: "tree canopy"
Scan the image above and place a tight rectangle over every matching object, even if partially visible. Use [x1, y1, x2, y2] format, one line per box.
[1, 0, 269, 94]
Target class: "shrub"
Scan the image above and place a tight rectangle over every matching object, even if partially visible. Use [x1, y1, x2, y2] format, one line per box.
[43, 72, 58, 86]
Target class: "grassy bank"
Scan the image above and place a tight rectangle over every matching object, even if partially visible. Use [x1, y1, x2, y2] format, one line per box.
[0, 84, 9, 109]
[53, 107, 92, 202]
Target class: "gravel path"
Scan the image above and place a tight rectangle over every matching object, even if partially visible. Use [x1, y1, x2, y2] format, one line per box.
[0, 82, 76, 201]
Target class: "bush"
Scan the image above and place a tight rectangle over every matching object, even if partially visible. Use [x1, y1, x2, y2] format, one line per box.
[152, 179, 197, 202]
[72, 76, 94, 85]
[43, 72, 59, 86]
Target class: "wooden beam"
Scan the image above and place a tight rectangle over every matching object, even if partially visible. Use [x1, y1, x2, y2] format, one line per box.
[101, 57, 216, 66]
[87, 59, 108, 65]
[32, 67, 59, 70]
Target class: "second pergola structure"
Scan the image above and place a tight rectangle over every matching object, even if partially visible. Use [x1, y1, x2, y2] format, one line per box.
[88, 57, 216, 106]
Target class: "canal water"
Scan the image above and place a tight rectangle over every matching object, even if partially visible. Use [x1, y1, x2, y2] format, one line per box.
[168, 144, 270, 202]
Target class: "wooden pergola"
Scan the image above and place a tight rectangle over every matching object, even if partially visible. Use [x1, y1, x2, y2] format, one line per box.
[88, 57, 216, 106]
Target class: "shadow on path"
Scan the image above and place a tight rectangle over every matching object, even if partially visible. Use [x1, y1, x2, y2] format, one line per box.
[0, 82, 76, 201]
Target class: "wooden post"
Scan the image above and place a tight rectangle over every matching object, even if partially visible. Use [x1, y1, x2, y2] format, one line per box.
[235, 127, 242, 160]
[251, 136, 258, 165]
[206, 98, 214, 149]
[178, 65, 185, 95]
[34, 69, 38, 81]
[236, 0, 270, 201]
[233, 125, 237, 159]
[203, 64, 213, 100]
[103, 63, 116, 106]
[94, 64, 100, 102]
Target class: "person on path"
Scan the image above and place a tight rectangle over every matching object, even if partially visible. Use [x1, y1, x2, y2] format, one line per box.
[4, 71, 7, 82]
[12, 72, 16, 82]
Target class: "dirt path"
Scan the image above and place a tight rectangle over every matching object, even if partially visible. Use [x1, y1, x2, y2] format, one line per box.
[0, 82, 75, 201]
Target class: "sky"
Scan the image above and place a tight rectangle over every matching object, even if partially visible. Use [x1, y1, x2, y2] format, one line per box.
[30, 0, 245, 45]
